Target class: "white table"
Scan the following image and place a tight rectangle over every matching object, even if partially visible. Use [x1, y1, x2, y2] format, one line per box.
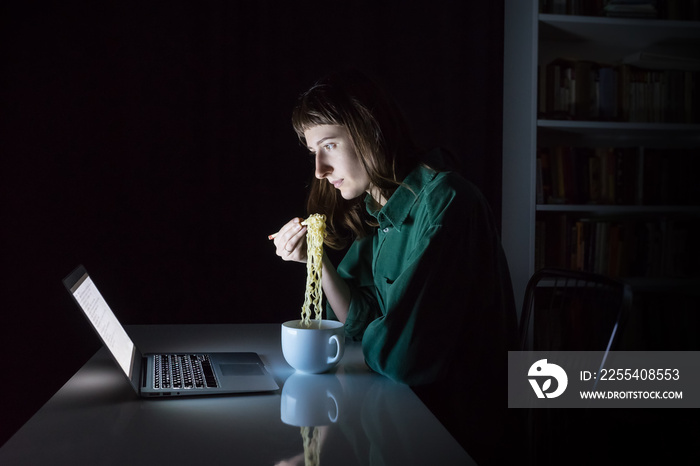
[0, 324, 474, 465]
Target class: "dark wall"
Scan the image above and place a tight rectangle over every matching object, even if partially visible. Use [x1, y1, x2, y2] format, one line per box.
[0, 1, 505, 445]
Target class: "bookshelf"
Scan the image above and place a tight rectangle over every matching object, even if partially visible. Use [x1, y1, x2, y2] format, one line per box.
[502, 1, 700, 319]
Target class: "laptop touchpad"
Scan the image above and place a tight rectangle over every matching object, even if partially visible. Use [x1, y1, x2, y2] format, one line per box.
[220, 363, 265, 376]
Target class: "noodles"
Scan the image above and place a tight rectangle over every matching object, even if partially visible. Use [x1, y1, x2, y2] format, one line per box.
[300, 426, 321, 466]
[295, 217, 327, 462]
[300, 214, 326, 328]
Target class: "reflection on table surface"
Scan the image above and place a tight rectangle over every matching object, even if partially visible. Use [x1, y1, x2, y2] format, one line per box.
[0, 324, 473, 466]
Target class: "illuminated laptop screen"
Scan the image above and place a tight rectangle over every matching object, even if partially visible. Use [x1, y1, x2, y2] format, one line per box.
[71, 276, 136, 377]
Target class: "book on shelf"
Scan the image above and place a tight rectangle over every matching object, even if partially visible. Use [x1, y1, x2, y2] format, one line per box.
[535, 214, 699, 278]
[619, 66, 699, 123]
[536, 146, 700, 207]
[537, 146, 616, 205]
[536, 156, 545, 204]
[540, 57, 700, 123]
[540, 0, 606, 16]
[603, 0, 659, 19]
[543, 59, 602, 120]
[597, 66, 618, 120]
[540, 0, 700, 20]
[663, 0, 700, 20]
[544, 58, 575, 120]
[574, 60, 597, 119]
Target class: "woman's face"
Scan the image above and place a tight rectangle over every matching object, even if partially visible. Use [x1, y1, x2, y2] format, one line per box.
[305, 125, 382, 203]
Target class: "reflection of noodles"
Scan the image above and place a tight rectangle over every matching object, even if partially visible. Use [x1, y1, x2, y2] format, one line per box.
[300, 214, 326, 328]
[300, 426, 320, 466]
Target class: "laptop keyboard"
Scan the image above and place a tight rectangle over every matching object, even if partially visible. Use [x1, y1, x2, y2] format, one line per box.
[153, 354, 219, 389]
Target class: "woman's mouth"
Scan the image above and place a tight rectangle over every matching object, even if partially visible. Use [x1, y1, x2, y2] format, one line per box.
[330, 179, 343, 189]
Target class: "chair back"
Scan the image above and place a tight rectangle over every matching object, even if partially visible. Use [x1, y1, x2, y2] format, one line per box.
[519, 268, 632, 352]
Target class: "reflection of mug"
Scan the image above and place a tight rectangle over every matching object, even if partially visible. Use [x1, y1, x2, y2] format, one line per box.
[281, 320, 345, 374]
[280, 372, 344, 427]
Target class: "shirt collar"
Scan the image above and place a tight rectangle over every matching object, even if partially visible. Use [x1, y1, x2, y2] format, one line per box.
[365, 160, 439, 232]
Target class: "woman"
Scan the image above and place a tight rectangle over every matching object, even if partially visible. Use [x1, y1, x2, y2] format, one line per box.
[272, 69, 517, 462]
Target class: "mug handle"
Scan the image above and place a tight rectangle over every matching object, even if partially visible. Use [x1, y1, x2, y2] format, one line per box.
[327, 334, 341, 364]
[326, 390, 339, 423]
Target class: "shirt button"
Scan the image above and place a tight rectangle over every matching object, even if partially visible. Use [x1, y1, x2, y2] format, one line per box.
[382, 227, 390, 233]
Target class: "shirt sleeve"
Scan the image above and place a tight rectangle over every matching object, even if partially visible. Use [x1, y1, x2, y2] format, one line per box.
[326, 236, 382, 340]
[361, 187, 516, 387]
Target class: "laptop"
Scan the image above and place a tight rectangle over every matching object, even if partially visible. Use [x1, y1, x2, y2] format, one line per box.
[62, 264, 279, 397]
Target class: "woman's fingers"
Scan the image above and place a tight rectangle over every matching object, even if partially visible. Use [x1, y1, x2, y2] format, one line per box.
[272, 218, 307, 262]
[275, 218, 302, 253]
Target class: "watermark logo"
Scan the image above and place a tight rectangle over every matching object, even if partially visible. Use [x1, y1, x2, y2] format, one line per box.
[528, 359, 568, 399]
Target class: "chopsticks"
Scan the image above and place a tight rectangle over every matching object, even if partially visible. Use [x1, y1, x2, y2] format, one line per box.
[268, 216, 308, 240]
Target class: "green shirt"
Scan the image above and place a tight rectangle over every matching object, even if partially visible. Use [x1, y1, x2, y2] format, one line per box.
[328, 152, 517, 388]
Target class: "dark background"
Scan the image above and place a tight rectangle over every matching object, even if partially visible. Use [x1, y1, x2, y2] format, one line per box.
[1, 1, 505, 446]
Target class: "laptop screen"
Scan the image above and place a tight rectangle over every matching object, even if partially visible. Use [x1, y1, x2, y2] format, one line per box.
[70, 274, 136, 377]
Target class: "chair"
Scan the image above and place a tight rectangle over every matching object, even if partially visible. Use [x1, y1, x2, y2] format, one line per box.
[519, 267, 633, 353]
[517, 267, 633, 466]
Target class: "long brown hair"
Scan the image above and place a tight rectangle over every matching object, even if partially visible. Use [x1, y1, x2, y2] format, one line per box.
[291, 69, 420, 249]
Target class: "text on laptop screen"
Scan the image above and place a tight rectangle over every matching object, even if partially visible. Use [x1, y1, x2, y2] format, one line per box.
[73, 277, 135, 377]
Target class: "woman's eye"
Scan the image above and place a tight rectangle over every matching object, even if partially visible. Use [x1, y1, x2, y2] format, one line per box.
[324, 143, 336, 150]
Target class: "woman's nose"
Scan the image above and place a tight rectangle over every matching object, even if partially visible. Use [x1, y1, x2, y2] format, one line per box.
[315, 154, 331, 179]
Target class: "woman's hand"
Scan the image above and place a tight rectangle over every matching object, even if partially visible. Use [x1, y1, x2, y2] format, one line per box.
[271, 217, 308, 263]
[270, 217, 350, 322]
